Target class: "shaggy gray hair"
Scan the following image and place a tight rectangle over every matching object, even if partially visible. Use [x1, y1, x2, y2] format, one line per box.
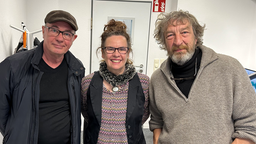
[154, 10, 205, 50]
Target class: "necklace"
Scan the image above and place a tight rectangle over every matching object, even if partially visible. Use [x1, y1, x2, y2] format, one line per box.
[170, 58, 198, 81]
[112, 86, 119, 92]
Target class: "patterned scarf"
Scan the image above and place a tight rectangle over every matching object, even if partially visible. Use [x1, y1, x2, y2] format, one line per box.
[99, 61, 136, 87]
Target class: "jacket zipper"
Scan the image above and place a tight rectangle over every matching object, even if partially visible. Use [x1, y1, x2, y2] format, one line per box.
[29, 71, 43, 144]
[69, 75, 75, 144]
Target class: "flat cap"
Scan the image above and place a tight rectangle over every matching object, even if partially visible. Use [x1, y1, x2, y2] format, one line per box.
[44, 10, 78, 31]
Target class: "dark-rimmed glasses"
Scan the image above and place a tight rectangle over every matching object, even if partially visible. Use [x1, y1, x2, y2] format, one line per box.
[104, 47, 129, 54]
[45, 26, 75, 40]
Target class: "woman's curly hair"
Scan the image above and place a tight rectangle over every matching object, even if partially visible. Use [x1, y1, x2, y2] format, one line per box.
[97, 19, 133, 64]
[154, 10, 205, 50]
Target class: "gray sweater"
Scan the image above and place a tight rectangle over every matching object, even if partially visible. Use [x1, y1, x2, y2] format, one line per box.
[149, 45, 256, 144]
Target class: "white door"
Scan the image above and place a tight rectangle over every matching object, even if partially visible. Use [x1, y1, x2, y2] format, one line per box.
[91, 0, 152, 74]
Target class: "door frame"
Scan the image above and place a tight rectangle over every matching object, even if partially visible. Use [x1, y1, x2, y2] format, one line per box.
[90, 0, 152, 74]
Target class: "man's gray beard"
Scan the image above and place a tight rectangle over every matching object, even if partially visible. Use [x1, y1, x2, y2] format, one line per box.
[171, 50, 194, 65]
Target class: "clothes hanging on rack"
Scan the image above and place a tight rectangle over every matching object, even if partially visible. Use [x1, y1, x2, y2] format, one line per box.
[15, 35, 41, 53]
[15, 34, 27, 53]
[11, 22, 42, 54]
[33, 37, 40, 48]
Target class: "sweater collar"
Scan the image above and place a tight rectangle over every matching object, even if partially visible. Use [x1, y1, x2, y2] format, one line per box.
[171, 48, 201, 78]
[160, 45, 219, 78]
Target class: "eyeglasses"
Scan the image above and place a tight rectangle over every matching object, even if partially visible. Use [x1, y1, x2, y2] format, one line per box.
[104, 47, 129, 54]
[45, 26, 75, 40]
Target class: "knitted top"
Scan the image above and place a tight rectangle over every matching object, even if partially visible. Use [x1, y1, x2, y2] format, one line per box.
[81, 72, 149, 143]
[149, 45, 256, 143]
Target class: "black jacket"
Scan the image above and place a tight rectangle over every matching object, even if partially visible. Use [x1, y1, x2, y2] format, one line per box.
[0, 41, 85, 144]
[84, 72, 146, 144]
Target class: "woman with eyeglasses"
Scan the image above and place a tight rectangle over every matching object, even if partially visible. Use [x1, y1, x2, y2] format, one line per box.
[81, 19, 149, 144]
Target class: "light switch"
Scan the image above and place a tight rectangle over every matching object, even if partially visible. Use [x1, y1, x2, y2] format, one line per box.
[154, 59, 159, 71]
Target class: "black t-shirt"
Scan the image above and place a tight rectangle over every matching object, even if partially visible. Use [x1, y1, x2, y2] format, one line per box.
[38, 58, 71, 144]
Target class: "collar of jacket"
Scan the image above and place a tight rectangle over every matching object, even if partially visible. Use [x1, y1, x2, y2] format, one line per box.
[31, 41, 85, 76]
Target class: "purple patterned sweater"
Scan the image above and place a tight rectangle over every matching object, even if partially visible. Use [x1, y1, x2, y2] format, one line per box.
[81, 72, 149, 143]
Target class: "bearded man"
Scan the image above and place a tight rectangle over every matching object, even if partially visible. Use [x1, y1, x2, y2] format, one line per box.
[149, 10, 256, 144]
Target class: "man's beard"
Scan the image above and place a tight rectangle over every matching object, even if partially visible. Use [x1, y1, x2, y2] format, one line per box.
[169, 45, 195, 65]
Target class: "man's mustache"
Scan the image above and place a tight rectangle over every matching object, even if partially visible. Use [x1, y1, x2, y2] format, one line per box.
[172, 45, 188, 51]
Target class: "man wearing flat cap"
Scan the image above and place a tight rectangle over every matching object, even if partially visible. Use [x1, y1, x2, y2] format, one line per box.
[0, 10, 85, 144]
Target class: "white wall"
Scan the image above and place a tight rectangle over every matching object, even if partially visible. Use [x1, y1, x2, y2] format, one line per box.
[0, 0, 26, 62]
[177, 0, 256, 70]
